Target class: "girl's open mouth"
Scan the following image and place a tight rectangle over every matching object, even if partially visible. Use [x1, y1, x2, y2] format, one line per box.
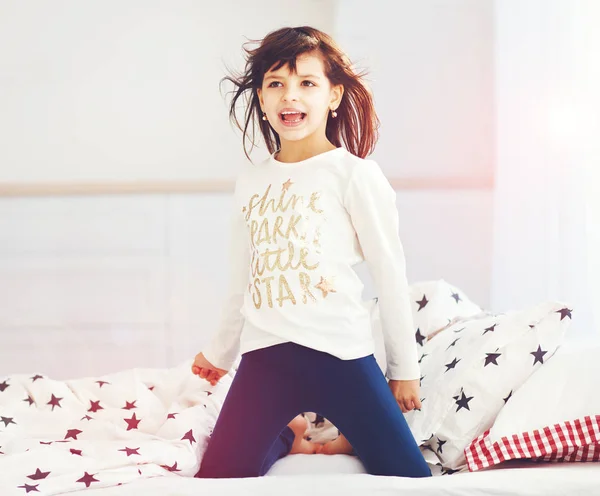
[279, 112, 307, 127]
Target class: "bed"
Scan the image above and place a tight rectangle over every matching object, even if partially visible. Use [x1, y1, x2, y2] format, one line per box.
[78, 457, 600, 496]
[2, 349, 599, 496]
[2, 286, 599, 495]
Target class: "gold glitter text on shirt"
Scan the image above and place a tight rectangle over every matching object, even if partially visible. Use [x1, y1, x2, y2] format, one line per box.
[241, 180, 334, 309]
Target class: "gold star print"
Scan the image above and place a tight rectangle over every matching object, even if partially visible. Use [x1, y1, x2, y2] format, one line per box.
[282, 179, 293, 192]
[315, 276, 337, 298]
[242, 206, 247, 213]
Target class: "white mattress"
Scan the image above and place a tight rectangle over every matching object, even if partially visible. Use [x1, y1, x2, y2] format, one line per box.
[76, 454, 600, 496]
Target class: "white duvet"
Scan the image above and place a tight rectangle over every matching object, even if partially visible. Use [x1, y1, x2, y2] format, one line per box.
[0, 360, 230, 495]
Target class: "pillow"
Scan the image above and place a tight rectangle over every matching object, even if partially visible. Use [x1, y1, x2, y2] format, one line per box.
[465, 343, 600, 471]
[403, 300, 573, 472]
[370, 280, 482, 376]
[409, 279, 483, 343]
[301, 411, 340, 444]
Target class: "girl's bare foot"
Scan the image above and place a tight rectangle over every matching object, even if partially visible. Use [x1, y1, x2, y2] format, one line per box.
[315, 433, 354, 455]
[287, 414, 319, 455]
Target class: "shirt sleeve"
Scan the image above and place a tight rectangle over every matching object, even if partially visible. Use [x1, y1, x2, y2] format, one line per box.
[343, 160, 420, 381]
[201, 186, 250, 371]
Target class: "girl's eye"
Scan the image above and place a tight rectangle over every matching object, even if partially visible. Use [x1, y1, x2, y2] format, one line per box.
[267, 81, 315, 88]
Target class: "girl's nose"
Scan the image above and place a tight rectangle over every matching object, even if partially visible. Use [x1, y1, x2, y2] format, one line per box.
[282, 88, 299, 102]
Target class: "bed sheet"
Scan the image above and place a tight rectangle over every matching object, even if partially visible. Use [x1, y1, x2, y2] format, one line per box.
[75, 457, 600, 496]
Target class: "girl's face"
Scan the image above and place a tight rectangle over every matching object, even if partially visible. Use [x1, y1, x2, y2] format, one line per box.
[257, 53, 343, 144]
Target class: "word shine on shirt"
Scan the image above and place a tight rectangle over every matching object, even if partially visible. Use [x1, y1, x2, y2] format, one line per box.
[202, 146, 421, 381]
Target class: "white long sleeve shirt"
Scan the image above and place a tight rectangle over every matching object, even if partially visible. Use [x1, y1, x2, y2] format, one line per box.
[202, 147, 421, 380]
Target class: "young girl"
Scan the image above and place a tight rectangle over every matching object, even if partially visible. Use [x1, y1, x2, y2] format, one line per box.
[191, 25, 431, 479]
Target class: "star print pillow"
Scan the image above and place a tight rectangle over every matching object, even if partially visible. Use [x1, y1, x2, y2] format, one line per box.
[369, 279, 483, 376]
[465, 344, 600, 471]
[409, 279, 483, 342]
[300, 411, 340, 444]
[403, 300, 573, 472]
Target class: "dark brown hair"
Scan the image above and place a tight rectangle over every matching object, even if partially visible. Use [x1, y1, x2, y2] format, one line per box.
[219, 26, 380, 163]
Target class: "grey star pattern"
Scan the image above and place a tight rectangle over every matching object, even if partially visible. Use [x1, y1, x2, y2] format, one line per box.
[416, 295, 429, 311]
[530, 345, 547, 365]
[453, 390, 474, 412]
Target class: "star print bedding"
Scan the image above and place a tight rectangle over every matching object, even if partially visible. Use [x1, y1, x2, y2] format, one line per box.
[0, 360, 231, 495]
[404, 300, 574, 472]
[0, 279, 593, 493]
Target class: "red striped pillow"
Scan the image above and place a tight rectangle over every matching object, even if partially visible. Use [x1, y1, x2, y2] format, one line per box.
[464, 344, 600, 471]
[466, 415, 600, 470]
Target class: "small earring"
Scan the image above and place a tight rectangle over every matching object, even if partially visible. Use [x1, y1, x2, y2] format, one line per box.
[331, 109, 337, 118]
[262, 112, 268, 121]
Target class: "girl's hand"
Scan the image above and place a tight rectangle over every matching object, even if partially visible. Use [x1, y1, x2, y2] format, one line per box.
[388, 379, 422, 413]
[191, 352, 228, 386]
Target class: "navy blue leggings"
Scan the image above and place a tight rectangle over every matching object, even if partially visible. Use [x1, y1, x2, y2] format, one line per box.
[195, 342, 431, 479]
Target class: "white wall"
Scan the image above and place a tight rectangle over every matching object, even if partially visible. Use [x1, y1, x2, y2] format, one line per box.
[491, 0, 600, 344]
[0, 0, 494, 379]
[0, 0, 336, 182]
[0, 0, 493, 184]
[334, 0, 494, 184]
